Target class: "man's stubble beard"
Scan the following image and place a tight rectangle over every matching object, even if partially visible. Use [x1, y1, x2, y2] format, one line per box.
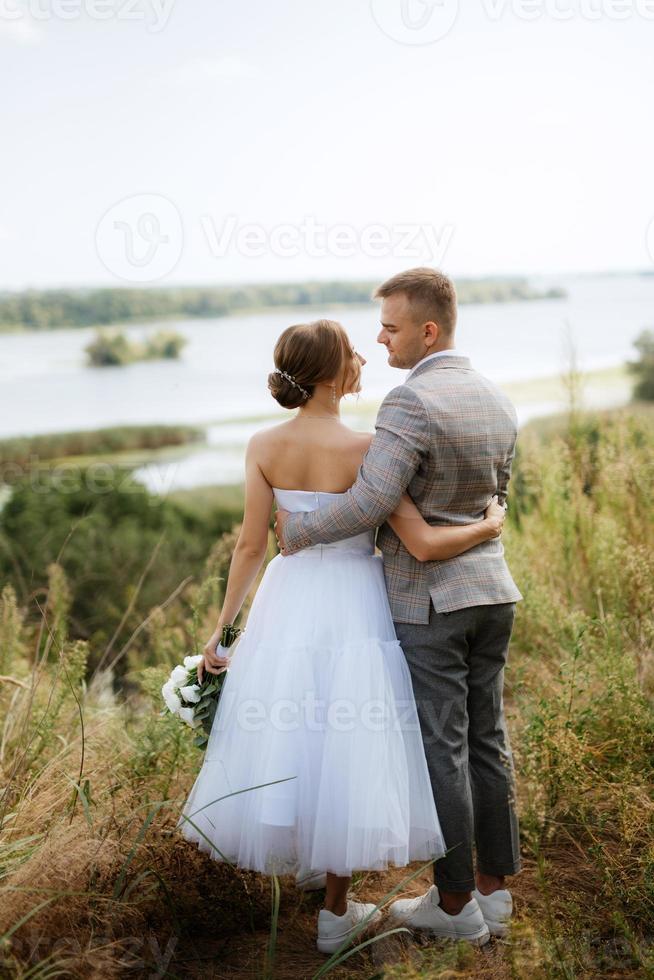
[389, 350, 423, 371]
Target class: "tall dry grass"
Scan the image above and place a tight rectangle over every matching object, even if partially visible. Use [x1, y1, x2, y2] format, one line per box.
[0, 405, 653, 978]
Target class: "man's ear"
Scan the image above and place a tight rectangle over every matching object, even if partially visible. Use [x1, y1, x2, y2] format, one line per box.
[423, 321, 439, 349]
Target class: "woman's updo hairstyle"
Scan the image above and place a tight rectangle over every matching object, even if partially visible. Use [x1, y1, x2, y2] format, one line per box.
[267, 319, 359, 410]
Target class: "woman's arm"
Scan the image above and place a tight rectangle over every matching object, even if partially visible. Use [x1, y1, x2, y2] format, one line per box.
[200, 434, 273, 679]
[387, 494, 505, 563]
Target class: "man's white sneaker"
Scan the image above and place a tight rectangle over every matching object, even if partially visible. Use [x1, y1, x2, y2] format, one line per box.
[295, 869, 327, 892]
[317, 900, 382, 955]
[389, 885, 490, 946]
[472, 888, 513, 938]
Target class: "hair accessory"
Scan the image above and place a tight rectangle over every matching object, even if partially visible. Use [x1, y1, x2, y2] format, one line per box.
[273, 369, 310, 400]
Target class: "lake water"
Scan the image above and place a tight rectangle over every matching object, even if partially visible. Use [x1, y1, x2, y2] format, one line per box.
[2, 273, 651, 489]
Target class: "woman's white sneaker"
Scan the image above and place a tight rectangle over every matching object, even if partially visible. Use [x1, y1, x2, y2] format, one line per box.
[472, 888, 513, 937]
[317, 899, 382, 955]
[389, 885, 490, 946]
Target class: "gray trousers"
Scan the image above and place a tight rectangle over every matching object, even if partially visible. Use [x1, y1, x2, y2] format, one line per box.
[394, 603, 520, 893]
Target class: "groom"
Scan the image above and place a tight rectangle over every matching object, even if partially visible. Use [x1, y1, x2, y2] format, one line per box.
[275, 267, 523, 944]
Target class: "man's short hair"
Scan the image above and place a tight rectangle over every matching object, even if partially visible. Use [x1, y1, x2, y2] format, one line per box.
[374, 267, 457, 337]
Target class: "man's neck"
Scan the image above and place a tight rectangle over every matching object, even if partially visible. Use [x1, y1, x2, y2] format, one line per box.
[429, 346, 455, 356]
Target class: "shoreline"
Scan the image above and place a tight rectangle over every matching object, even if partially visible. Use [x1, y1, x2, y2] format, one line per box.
[0, 362, 632, 448]
[0, 362, 634, 499]
[199, 363, 632, 430]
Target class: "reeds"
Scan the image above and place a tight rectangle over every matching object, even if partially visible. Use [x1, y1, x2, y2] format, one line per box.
[1, 405, 653, 978]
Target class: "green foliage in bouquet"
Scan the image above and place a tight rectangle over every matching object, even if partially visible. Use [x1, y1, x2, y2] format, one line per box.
[191, 624, 241, 750]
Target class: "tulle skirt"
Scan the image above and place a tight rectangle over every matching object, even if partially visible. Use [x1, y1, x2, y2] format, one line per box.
[178, 549, 445, 876]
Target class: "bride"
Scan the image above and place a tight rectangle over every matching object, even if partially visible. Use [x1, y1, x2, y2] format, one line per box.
[178, 318, 505, 954]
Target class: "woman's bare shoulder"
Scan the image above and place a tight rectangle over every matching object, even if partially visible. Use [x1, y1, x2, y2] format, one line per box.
[249, 420, 293, 444]
[352, 429, 374, 449]
[249, 421, 372, 460]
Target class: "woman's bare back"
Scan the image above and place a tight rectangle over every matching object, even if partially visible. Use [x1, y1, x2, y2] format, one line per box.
[253, 419, 373, 493]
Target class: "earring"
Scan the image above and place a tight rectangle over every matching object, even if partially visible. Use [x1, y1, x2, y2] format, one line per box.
[331, 384, 337, 405]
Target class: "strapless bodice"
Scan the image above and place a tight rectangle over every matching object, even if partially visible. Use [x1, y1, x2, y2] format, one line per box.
[273, 488, 375, 558]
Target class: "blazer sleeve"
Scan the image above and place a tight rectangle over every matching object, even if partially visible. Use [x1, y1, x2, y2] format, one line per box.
[282, 384, 430, 553]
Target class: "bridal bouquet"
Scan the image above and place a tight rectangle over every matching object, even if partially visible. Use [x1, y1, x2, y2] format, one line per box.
[161, 624, 242, 749]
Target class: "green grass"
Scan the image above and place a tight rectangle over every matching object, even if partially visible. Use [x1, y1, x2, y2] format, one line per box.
[0, 402, 652, 978]
[166, 482, 246, 517]
[522, 396, 654, 439]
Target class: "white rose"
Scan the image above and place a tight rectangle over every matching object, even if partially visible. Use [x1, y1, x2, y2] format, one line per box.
[162, 680, 182, 714]
[179, 684, 201, 704]
[184, 654, 203, 670]
[170, 665, 188, 686]
[178, 706, 201, 729]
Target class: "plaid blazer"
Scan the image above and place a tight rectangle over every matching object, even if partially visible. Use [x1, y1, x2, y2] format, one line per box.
[282, 355, 523, 623]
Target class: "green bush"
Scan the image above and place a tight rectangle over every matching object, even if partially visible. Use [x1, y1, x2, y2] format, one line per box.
[84, 329, 134, 365]
[0, 471, 242, 671]
[629, 329, 654, 401]
[143, 329, 187, 360]
[84, 328, 187, 366]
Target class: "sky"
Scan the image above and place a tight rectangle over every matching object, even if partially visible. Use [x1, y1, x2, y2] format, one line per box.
[1, 0, 654, 288]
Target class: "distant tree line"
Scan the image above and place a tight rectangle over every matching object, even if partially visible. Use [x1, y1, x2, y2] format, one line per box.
[0, 279, 566, 331]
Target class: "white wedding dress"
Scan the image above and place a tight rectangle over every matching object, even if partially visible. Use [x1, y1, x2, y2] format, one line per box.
[179, 488, 445, 877]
